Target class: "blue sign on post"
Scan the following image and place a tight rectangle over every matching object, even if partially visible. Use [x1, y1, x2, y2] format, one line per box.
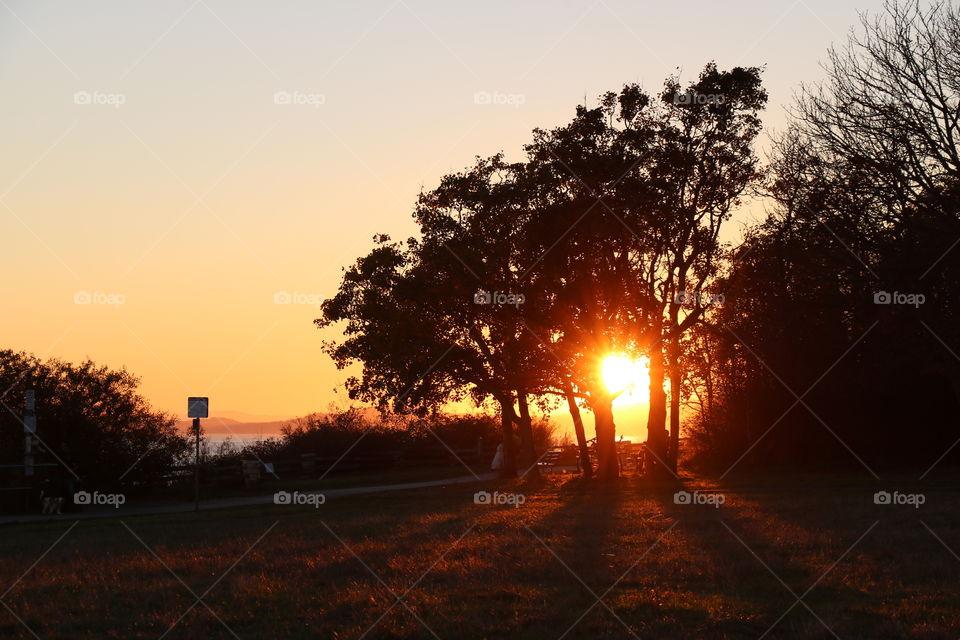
[187, 396, 208, 512]
[187, 397, 209, 418]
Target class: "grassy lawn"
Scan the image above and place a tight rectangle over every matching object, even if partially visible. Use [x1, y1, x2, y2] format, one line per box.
[1, 471, 958, 639]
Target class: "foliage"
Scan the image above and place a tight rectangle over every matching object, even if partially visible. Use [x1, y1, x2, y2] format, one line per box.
[0, 349, 188, 489]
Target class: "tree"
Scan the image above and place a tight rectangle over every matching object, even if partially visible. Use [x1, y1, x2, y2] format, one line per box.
[0, 350, 188, 490]
[686, 3, 960, 470]
[693, 0, 960, 471]
[539, 66, 768, 475]
[523, 104, 642, 481]
[321, 65, 767, 482]
[795, 0, 960, 211]
[320, 158, 546, 478]
[651, 64, 768, 471]
[411, 155, 545, 476]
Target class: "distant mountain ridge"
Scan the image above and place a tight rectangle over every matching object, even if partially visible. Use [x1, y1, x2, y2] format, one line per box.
[174, 416, 293, 437]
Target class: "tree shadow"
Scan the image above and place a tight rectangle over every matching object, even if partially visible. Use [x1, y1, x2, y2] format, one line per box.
[505, 474, 724, 637]
[649, 476, 899, 639]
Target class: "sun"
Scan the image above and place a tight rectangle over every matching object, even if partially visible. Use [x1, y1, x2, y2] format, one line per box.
[602, 354, 650, 404]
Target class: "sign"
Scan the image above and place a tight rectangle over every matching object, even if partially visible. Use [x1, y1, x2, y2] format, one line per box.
[24, 416, 36, 434]
[24, 390, 35, 411]
[187, 397, 209, 418]
[186, 397, 208, 511]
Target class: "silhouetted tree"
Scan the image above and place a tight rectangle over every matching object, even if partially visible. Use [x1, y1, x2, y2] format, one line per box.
[322, 65, 767, 482]
[0, 350, 187, 490]
[687, 2, 960, 470]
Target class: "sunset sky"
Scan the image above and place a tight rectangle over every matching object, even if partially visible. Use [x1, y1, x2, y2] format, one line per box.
[1, 0, 869, 421]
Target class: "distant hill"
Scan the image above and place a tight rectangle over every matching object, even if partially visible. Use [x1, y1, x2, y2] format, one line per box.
[174, 416, 292, 437]
[211, 410, 293, 423]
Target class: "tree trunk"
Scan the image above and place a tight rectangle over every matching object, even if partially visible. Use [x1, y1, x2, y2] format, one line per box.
[645, 338, 669, 476]
[562, 379, 592, 478]
[515, 390, 540, 478]
[667, 338, 681, 473]
[592, 392, 619, 481]
[498, 399, 517, 478]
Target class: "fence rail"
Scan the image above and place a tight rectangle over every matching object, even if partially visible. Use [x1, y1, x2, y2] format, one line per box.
[164, 444, 494, 488]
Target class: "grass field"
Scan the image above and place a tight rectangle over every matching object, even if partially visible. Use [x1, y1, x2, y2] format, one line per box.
[1, 471, 958, 639]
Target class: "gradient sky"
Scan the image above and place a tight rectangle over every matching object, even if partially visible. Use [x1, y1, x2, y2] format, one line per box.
[1, 0, 876, 420]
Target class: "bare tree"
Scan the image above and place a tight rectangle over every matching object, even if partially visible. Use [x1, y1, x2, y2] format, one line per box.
[795, 0, 960, 211]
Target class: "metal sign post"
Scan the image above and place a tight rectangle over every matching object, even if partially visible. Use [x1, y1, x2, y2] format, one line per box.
[192, 417, 200, 511]
[187, 397, 209, 512]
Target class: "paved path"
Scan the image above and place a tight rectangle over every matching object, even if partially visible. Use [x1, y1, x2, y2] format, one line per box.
[0, 472, 497, 525]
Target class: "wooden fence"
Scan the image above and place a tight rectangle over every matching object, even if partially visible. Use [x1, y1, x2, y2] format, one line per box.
[165, 443, 494, 489]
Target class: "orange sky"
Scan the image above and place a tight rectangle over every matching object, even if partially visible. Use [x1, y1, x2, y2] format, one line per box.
[0, 0, 868, 423]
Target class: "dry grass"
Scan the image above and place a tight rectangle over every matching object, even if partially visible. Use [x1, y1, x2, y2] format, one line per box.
[1, 472, 958, 639]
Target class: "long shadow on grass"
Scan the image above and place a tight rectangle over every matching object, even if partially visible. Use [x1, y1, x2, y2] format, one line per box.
[522, 476, 629, 636]
[652, 476, 884, 639]
[715, 478, 960, 638]
[505, 475, 718, 639]
[307, 487, 506, 639]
